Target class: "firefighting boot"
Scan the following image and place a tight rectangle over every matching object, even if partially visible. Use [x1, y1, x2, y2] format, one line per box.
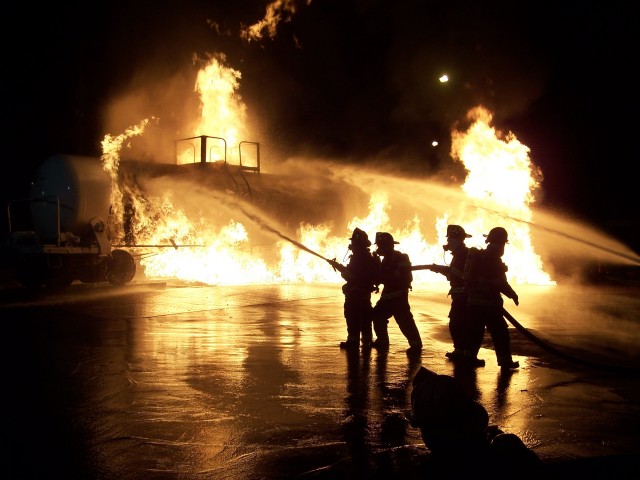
[371, 338, 389, 351]
[467, 356, 486, 367]
[461, 350, 485, 367]
[340, 339, 359, 350]
[371, 321, 389, 350]
[445, 349, 464, 360]
[498, 357, 519, 370]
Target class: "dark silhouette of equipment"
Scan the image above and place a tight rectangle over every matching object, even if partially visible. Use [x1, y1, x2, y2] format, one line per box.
[6, 155, 136, 288]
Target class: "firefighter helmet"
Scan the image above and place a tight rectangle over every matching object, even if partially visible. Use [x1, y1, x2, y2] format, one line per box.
[446, 225, 471, 239]
[375, 232, 399, 246]
[484, 227, 509, 244]
[349, 227, 371, 247]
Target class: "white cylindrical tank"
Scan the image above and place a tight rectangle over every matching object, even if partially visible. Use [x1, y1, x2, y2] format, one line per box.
[30, 154, 113, 241]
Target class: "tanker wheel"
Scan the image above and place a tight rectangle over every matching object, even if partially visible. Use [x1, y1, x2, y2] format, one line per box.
[107, 249, 136, 286]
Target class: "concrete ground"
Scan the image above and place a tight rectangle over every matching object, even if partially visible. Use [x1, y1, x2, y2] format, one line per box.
[3, 280, 640, 479]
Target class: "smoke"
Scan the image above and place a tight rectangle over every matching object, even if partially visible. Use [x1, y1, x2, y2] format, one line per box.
[102, 59, 200, 164]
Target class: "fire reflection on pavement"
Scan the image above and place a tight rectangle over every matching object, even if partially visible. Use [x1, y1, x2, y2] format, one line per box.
[4, 282, 640, 478]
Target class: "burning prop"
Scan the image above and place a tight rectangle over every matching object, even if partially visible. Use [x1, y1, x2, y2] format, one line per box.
[97, 53, 639, 286]
[9, 56, 638, 289]
[99, 96, 557, 286]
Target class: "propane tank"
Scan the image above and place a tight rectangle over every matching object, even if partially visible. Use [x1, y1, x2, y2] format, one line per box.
[29, 154, 113, 242]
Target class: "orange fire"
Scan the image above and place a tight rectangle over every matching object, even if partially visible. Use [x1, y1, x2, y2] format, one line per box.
[100, 57, 554, 287]
[240, 0, 302, 42]
[450, 106, 552, 285]
[176, 55, 248, 165]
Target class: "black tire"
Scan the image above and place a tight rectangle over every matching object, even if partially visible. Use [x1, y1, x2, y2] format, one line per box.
[107, 249, 136, 286]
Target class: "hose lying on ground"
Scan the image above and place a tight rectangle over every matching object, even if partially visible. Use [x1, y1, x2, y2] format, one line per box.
[502, 308, 640, 375]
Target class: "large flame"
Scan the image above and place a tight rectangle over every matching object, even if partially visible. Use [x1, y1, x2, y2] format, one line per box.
[450, 106, 552, 285]
[177, 55, 248, 165]
[101, 58, 554, 287]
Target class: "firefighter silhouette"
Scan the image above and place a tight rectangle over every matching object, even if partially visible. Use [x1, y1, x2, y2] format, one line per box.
[328, 228, 380, 349]
[370, 232, 422, 352]
[427, 225, 484, 366]
[464, 227, 520, 370]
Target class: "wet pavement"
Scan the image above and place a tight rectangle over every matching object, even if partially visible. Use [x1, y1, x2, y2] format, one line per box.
[3, 280, 640, 479]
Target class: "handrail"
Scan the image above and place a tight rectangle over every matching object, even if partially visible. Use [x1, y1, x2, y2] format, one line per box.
[174, 136, 261, 173]
[174, 135, 227, 164]
[239, 141, 260, 172]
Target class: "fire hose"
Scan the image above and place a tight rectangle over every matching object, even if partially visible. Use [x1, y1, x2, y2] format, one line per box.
[413, 263, 640, 374]
[502, 307, 640, 375]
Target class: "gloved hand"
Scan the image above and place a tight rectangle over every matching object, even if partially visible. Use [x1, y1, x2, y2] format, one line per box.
[512, 294, 519, 306]
[328, 259, 344, 273]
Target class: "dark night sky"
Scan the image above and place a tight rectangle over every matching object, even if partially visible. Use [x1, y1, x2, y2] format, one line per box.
[1, 0, 637, 251]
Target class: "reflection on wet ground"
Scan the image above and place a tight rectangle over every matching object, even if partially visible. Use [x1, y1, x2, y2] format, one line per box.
[4, 282, 640, 478]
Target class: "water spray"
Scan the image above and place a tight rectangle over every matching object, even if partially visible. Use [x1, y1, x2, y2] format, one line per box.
[479, 206, 640, 265]
[236, 206, 338, 264]
[191, 186, 340, 267]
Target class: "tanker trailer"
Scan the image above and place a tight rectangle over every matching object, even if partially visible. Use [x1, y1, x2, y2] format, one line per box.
[6, 154, 135, 288]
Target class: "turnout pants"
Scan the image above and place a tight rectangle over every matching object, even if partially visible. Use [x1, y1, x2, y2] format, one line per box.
[468, 303, 513, 365]
[372, 292, 422, 347]
[344, 293, 373, 344]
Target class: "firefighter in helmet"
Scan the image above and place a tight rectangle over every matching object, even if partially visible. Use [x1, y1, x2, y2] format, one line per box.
[328, 228, 380, 349]
[427, 225, 484, 366]
[370, 232, 423, 352]
[464, 227, 520, 370]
